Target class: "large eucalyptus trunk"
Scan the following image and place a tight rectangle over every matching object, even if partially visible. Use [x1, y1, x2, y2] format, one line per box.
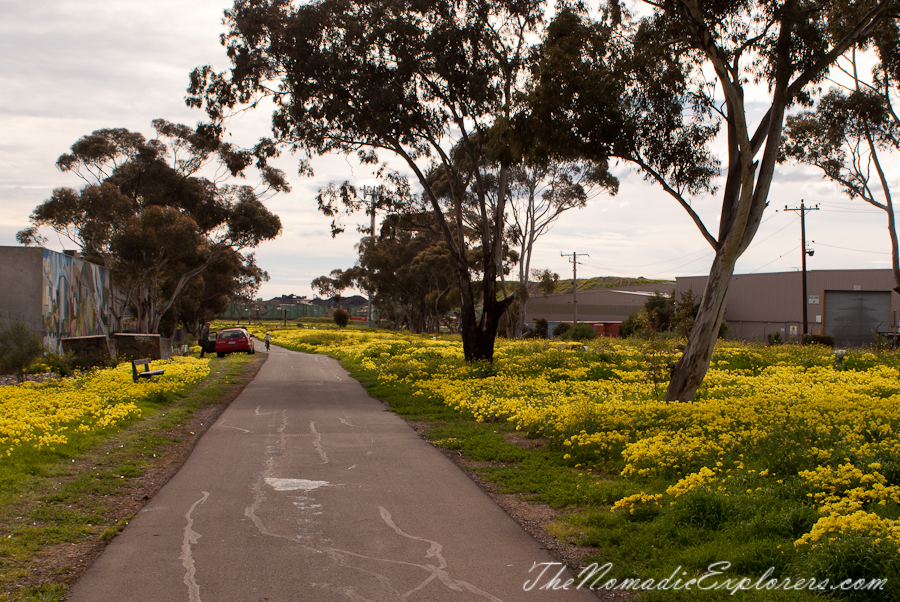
[456, 260, 514, 362]
[664, 252, 736, 401]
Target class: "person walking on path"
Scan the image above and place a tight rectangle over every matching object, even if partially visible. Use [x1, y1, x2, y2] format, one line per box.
[199, 322, 210, 358]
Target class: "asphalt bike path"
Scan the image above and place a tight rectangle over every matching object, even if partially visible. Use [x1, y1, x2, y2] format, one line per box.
[67, 342, 598, 601]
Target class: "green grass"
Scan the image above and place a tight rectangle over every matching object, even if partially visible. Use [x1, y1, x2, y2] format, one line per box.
[553, 276, 674, 294]
[0, 352, 262, 602]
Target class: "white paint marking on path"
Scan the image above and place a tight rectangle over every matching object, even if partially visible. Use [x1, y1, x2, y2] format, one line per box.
[245, 411, 303, 543]
[180, 491, 210, 602]
[218, 425, 251, 433]
[265, 478, 330, 492]
[310, 421, 329, 463]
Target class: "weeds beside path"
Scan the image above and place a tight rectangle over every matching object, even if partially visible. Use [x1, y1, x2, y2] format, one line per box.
[0, 352, 265, 602]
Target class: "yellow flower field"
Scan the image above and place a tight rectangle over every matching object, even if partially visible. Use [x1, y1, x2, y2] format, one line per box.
[0, 357, 210, 456]
[258, 327, 900, 562]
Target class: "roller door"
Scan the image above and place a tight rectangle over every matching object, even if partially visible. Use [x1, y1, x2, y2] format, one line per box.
[823, 290, 890, 347]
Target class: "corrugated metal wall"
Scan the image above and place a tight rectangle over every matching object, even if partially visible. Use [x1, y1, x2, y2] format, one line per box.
[675, 269, 900, 343]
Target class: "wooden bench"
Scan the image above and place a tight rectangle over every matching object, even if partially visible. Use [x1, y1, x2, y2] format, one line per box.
[132, 358, 166, 382]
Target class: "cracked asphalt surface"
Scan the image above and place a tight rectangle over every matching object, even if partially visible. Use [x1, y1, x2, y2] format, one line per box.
[66, 343, 598, 601]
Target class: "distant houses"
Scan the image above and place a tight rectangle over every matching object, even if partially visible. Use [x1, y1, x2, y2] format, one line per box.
[218, 293, 372, 321]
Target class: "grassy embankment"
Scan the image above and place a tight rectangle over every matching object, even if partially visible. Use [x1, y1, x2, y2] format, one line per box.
[0, 351, 262, 602]
[249, 323, 900, 602]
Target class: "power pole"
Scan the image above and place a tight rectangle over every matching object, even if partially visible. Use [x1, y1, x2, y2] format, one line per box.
[363, 186, 379, 329]
[784, 201, 819, 336]
[561, 252, 588, 325]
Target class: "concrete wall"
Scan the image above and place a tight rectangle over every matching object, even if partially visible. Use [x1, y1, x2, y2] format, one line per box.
[0, 246, 43, 333]
[0, 246, 115, 351]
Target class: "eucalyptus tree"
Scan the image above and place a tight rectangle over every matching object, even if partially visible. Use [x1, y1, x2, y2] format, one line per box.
[783, 42, 900, 292]
[530, 0, 898, 400]
[506, 160, 616, 336]
[18, 120, 285, 333]
[187, 0, 556, 362]
[313, 213, 459, 333]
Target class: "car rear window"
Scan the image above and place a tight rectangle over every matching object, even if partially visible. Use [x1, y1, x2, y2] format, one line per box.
[220, 331, 244, 339]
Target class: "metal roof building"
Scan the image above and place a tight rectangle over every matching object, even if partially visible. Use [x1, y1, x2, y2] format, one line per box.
[675, 269, 900, 346]
[524, 283, 676, 336]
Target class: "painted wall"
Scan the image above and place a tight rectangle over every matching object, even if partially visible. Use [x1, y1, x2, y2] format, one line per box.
[0, 246, 114, 350]
[41, 249, 113, 348]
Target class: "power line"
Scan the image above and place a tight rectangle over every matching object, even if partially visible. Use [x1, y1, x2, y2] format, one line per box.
[748, 245, 801, 274]
[745, 214, 798, 252]
[645, 252, 716, 279]
[814, 242, 891, 255]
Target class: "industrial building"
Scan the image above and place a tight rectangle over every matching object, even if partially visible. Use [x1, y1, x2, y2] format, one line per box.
[525, 269, 900, 347]
[675, 269, 900, 347]
[525, 283, 676, 337]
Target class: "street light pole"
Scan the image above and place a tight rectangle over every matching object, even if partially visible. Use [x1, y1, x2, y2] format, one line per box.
[363, 186, 379, 329]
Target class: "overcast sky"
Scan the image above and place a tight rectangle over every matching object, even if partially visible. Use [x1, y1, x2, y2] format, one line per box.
[2, 1, 898, 301]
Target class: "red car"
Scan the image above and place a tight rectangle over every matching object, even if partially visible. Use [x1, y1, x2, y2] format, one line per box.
[215, 328, 255, 357]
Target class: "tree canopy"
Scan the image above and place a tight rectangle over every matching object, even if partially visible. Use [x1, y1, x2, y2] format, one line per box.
[529, 0, 898, 400]
[187, 0, 621, 361]
[313, 212, 460, 333]
[19, 120, 285, 334]
[783, 42, 900, 293]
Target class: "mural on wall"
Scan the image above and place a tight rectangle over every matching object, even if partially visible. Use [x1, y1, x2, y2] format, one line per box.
[41, 250, 112, 349]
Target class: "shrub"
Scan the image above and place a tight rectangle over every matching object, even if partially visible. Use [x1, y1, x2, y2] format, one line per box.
[552, 322, 571, 338]
[534, 318, 548, 339]
[672, 290, 699, 337]
[718, 319, 731, 339]
[800, 533, 900, 602]
[559, 324, 596, 341]
[0, 321, 45, 382]
[802, 333, 834, 346]
[43, 351, 77, 378]
[333, 308, 350, 328]
[618, 313, 646, 338]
